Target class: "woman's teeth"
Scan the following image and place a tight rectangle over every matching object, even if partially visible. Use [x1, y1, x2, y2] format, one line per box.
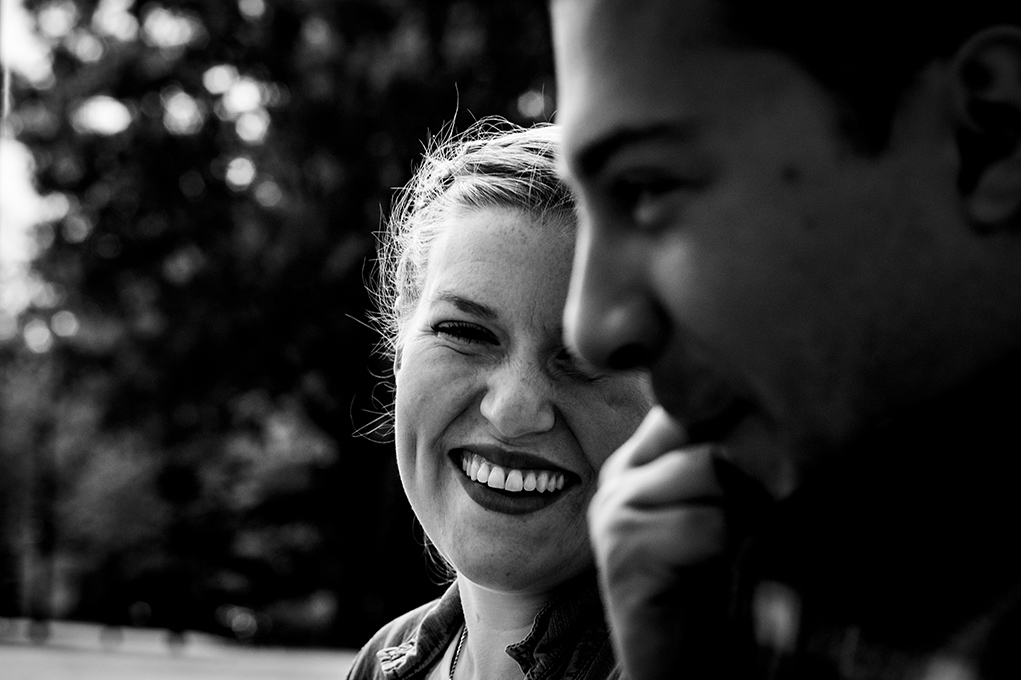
[460, 452, 565, 493]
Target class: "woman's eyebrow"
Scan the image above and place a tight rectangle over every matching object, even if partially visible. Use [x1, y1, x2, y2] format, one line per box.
[434, 291, 499, 320]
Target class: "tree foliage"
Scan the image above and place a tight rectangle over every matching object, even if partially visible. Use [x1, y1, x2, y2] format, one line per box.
[3, 0, 556, 646]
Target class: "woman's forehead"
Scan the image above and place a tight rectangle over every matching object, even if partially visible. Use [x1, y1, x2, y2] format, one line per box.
[428, 205, 573, 265]
[418, 206, 575, 315]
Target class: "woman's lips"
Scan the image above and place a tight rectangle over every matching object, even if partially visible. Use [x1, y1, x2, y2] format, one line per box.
[448, 448, 577, 515]
[459, 450, 566, 492]
[456, 444, 572, 472]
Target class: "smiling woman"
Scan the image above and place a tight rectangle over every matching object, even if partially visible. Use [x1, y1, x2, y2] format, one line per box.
[345, 120, 652, 680]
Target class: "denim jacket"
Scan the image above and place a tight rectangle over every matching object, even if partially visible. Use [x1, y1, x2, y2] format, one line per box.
[345, 571, 620, 680]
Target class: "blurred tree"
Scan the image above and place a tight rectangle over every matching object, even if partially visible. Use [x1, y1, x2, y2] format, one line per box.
[3, 0, 557, 646]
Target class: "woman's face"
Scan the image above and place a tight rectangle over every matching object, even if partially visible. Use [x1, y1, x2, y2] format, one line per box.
[394, 204, 651, 595]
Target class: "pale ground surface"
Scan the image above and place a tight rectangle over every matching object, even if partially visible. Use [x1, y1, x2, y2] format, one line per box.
[0, 618, 358, 679]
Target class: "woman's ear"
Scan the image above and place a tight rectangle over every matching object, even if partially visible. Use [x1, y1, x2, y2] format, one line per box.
[952, 26, 1021, 231]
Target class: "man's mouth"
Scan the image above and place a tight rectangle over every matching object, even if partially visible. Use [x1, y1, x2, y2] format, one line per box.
[652, 360, 759, 445]
[686, 397, 756, 444]
[458, 450, 566, 493]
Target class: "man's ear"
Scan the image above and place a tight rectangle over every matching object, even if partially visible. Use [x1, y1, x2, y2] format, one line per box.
[952, 26, 1021, 231]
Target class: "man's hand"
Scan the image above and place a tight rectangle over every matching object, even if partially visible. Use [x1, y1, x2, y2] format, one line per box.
[589, 406, 735, 680]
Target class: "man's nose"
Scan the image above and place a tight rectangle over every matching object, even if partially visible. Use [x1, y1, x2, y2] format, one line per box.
[480, 360, 556, 439]
[564, 226, 668, 371]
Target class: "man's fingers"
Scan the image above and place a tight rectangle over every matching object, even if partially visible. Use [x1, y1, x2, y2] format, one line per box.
[591, 503, 728, 573]
[600, 406, 688, 482]
[597, 445, 723, 508]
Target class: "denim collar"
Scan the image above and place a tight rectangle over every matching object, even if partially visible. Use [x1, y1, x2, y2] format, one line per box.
[376, 571, 610, 679]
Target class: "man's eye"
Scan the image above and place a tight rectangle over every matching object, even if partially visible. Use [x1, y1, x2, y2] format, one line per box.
[610, 175, 704, 230]
[432, 321, 496, 345]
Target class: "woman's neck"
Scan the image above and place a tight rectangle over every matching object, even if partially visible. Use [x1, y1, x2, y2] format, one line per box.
[454, 573, 551, 680]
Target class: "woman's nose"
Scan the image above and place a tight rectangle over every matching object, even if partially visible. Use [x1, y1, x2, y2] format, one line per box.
[564, 227, 668, 371]
[480, 361, 556, 439]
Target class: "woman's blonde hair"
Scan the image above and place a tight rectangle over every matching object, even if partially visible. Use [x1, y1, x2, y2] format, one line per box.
[368, 118, 576, 578]
[372, 117, 574, 360]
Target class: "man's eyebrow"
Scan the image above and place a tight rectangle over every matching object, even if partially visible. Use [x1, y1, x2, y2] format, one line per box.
[571, 123, 696, 180]
[434, 291, 498, 320]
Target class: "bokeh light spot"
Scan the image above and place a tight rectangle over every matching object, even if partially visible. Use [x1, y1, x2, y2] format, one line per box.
[203, 64, 238, 95]
[226, 157, 256, 190]
[92, 0, 140, 41]
[51, 310, 80, 337]
[254, 180, 282, 207]
[161, 88, 205, 135]
[71, 95, 133, 135]
[517, 89, 550, 121]
[301, 16, 331, 48]
[235, 110, 269, 143]
[223, 78, 262, 115]
[24, 318, 54, 353]
[37, 0, 79, 40]
[162, 246, 205, 285]
[142, 6, 204, 49]
[63, 213, 93, 243]
[238, 0, 266, 20]
[68, 31, 105, 62]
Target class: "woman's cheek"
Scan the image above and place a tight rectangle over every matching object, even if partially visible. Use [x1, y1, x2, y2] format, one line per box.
[394, 346, 477, 459]
[570, 377, 653, 471]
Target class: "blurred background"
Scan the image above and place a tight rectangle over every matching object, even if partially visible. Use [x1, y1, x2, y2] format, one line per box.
[0, 0, 556, 656]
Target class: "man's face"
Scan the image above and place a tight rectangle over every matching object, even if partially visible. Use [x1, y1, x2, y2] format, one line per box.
[551, 0, 983, 494]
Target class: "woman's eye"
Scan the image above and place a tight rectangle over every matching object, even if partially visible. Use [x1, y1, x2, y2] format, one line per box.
[432, 321, 496, 345]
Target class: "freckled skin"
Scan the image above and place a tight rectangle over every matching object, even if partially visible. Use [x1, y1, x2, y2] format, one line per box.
[395, 205, 652, 595]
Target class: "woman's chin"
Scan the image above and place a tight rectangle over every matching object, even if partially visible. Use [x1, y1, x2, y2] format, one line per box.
[453, 558, 590, 596]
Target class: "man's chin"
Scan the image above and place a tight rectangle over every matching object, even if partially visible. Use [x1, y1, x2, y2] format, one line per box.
[647, 364, 798, 497]
[719, 426, 799, 501]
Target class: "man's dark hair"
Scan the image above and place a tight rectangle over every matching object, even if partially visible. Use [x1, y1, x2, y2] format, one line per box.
[726, 1, 1021, 153]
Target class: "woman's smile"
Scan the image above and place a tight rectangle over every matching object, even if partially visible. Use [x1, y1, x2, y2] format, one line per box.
[361, 121, 655, 679]
[458, 450, 568, 494]
[447, 447, 576, 515]
[394, 204, 652, 591]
